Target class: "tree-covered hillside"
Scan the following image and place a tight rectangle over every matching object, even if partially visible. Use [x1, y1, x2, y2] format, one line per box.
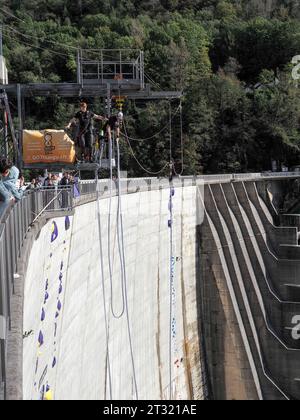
[2, 0, 300, 175]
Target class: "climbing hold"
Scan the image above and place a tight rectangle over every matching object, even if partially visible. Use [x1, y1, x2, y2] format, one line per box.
[44, 292, 49, 304]
[59, 272, 63, 281]
[168, 220, 172, 228]
[60, 261, 64, 271]
[55, 312, 59, 319]
[52, 357, 57, 368]
[59, 284, 63, 294]
[44, 390, 53, 401]
[41, 308, 46, 322]
[57, 300, 62, 311]
[65, 216, 70, 231]
[45, 280, 49, 291]
[38, 331, 44, 347]
[51, 222, 58, 243]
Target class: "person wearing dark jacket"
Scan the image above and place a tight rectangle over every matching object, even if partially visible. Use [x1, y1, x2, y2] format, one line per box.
[66, 100, 106, 162]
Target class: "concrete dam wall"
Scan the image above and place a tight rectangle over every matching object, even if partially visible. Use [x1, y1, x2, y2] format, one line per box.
[22, 185, 205, 400]
[18, 176, 300, 400]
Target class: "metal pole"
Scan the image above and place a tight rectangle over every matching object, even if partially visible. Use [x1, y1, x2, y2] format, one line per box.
[107, 83, 111, 117]
[4, 107, 8, 158]
[17, 84, 23, 168]
[76, 49, 81, 85]
[0, 25, 3, 57]
[107, 83, 112, 168]
[101, 50, 103, 84]
[120, 50, 122, 78]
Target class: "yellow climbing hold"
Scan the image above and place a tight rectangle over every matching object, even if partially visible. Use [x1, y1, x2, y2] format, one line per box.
[44, 390, 53, 401]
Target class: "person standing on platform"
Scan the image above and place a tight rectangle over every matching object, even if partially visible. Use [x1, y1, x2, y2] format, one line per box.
[66, 100, 106, 163]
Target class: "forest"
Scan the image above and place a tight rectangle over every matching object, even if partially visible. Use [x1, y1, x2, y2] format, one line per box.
[2, 0, 300, 175]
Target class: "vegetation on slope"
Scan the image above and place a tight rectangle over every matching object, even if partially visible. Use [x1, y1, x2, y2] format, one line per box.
[2, 0, 300, 175]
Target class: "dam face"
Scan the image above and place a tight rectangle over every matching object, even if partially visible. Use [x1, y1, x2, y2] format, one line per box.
[15, 176, 300, 400]
[22, 186, 205, 400]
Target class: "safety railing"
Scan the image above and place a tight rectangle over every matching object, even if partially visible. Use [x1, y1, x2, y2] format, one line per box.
[75, 171, 300, 201]
[0, 186, 73, 400]
[79, 49, 145, 89]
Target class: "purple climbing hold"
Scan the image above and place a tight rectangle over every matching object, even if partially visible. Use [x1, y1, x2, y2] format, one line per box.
[168, 220, 172, 228]
[38, 331, 44, 347]
[50, 253, 53, 258]
[57, 300, 62, 311]
[59, 272, 63, 281]
[51, 221, 59, 243]
[65, 216, 70, 231]
[60, 261, 64, 271]
[55, 312, 59, 319]
[52, 358, 57, 368]
[46, 384, 50, 392]
[44, 292, 49, 304]
[41, 308, 46, 322]
[45, 280, 49, 291]
[59, 284, 63, 294]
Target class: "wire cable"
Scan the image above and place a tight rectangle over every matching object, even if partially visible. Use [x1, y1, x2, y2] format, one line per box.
[116, 138, 139, 400]
[123, 123, 169, 175]
[4, 24, 80, 51]
[0, 7, 25, 23]
[107, 134, 126, 319]
[168, 186, 174, 400]
[96, 177, 113, 400]
[2, 27, 70, 58]
[173, 100, 184, 176]
[122, 104, 181, 143]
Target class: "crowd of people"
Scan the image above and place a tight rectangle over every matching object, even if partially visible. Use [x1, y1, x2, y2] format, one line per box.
[27, 172, 76, 190]
[0, 162, 79, 218]
[0, 99, 123, 216]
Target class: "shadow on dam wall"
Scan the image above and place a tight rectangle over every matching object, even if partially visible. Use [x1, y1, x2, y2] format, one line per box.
[197, 178, 300, 400]
[6, 177, 300, 400]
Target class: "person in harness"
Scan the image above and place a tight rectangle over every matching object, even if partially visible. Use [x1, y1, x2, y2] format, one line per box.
[66, 100, 106, 162]
[104, 111, 124, 143]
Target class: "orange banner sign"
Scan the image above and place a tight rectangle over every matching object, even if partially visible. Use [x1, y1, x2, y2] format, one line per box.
[23, 130, 76, 164]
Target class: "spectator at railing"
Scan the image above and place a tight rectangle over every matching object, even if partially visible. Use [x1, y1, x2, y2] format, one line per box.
[0, 159, 24, 216]
[43, 173, 52, 187]
[27, 178, 39, 190]
[60, 172, 71, 187]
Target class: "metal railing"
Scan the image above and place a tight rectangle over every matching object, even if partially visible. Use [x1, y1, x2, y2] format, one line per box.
[74, 171, 300, 201]
[79, 49, 145, 89]
[0, 186, 73, 399]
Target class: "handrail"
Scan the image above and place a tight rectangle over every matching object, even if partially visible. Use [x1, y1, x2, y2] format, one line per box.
[0, 186, 73, 400]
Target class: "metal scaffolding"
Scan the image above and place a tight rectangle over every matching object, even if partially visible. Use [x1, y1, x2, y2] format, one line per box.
[1, 49, 182, 170]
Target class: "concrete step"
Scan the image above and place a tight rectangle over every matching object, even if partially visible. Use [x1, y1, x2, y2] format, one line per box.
[285, 284, 300, 301]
